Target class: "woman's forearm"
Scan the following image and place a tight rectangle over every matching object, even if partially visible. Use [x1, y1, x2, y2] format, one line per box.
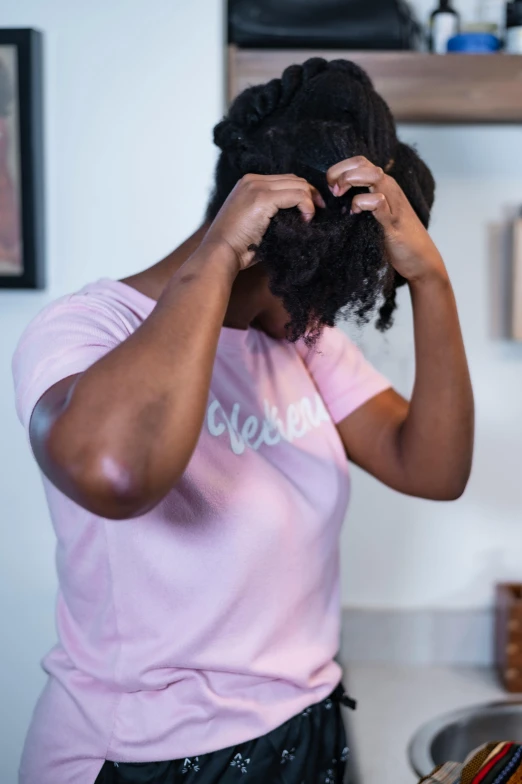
[398, 268, 474, 499]
[44, 241, 239, 517]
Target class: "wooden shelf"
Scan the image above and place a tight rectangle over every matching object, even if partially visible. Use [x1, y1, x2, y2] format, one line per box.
[228, 47, 522, 124]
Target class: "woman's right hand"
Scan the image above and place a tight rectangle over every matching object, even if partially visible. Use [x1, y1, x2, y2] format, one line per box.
[202, 173, 325, 271]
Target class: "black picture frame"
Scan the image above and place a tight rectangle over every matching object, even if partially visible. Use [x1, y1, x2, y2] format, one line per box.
[0, 29, 45, 289]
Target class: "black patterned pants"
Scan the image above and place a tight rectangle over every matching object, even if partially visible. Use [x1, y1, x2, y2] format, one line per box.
[95, 683, 350, 784]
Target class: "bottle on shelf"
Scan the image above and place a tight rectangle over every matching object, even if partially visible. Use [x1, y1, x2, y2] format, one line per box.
[506, 0, 522, 53]
[428, 0, 461, 53]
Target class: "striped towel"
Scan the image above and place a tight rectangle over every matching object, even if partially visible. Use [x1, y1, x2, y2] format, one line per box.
[420, 743, 522, 784]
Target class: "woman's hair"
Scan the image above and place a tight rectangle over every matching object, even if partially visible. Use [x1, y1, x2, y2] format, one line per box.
[207, 57, 435, 343]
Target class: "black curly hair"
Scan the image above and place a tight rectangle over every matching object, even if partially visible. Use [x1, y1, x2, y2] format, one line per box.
[207, 57, 435, 344]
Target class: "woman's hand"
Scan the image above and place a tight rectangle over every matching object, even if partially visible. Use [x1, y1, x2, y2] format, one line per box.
[327, 156, 445, 284]
[202, 173, 325, 272]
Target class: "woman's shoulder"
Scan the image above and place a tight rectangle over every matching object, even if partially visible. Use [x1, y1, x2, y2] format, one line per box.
[12, 279, 155, 429]
[18, 278, 155, 344]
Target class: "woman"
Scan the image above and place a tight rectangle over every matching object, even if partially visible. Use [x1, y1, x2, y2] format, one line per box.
[13, 58, 474, 784]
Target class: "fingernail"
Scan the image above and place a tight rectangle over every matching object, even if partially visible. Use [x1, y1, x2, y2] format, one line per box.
[333, 183, 340, 196]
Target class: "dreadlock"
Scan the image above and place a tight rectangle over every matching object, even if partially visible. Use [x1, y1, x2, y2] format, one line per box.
[207, 57, 435, 343]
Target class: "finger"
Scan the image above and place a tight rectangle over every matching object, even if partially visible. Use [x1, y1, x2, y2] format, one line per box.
[271, 188, 317, 222]
[309, 185, 326, 209]
[259, 179, 326, 209]
[333, 164, 386, 198]
[242, 173, 307, 184]
[271, 181, 326, 209]
[351, 192, 393, 228]
[326, 156, 371, 186]
[242, 173, 326, 208]
[261, 179, 315, 191]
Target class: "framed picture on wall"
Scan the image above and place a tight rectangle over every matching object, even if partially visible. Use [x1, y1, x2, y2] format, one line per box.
[0, 29, 44, 289]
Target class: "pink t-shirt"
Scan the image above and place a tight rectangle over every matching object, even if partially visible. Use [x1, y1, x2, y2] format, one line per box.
[12, 279, 390, 784]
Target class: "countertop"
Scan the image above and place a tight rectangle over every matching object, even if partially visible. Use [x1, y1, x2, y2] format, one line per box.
[343, 665, 507, 784]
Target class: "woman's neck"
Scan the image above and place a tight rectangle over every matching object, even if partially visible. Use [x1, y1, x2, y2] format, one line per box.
[121, 224, 271, 331]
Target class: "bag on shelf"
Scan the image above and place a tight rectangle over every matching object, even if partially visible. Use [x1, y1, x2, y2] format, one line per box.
[228, 0, 422, 51]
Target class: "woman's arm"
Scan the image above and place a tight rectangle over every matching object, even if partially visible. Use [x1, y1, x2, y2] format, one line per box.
[31, 244, 239, 519]
[336, 273, 473, 499]
[30, 174, 321, 519]
[328, 157, 474, 500]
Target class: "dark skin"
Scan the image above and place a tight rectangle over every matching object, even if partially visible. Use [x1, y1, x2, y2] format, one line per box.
[30, 158, 474, 520]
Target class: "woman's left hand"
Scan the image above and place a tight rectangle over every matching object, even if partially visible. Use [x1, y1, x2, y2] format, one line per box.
[327, 156, 446, 284]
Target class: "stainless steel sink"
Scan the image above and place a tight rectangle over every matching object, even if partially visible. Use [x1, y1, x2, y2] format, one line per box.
[409, 702, 522, 778]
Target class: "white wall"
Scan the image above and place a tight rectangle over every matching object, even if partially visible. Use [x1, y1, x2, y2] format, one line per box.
[0, 2, 224, 781]
[2, 0, 522, 778]
[342, 126, 522, 609]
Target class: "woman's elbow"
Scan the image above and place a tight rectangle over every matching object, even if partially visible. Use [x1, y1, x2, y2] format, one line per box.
[45, 434, 165, 519]
[431, 483, 467, 502]
[421, 469, 471, 502]
[64, 454, 150, 519]
[80, 455, 150, 519]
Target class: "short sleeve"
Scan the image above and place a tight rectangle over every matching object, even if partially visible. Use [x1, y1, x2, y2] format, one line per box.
[297, 326, 392, 424]
[12, 294, 131, 430]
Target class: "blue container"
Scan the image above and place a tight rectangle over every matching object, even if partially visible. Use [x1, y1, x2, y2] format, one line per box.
[447, 32, 501, 52]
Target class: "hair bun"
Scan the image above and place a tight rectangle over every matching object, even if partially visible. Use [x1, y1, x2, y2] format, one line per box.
[224, 78, 284, 137]
[328, 59, 375, 90]
[216, 58, 378, 148]
[213, 119, 246, 152]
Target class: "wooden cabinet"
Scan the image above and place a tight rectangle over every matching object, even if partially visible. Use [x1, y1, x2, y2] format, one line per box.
[496, 584, 522, 692]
